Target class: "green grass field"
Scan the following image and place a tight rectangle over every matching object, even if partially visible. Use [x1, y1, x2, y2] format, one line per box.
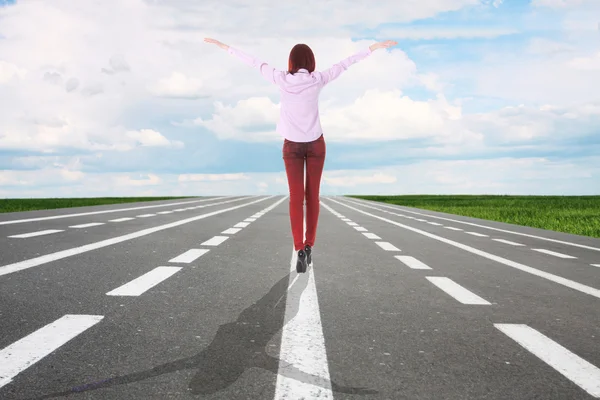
[346, 195, 600, 238]
[0, 197, 196, 213]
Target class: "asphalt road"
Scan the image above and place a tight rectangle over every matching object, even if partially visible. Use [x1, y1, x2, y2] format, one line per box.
[0, 195, 599, 400]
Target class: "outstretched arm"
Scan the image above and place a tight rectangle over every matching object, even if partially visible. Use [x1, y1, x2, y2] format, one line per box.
[204, 38, 284, 85]
[319, 40, 398, 86]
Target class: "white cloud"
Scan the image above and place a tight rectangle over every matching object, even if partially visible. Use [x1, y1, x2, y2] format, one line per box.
[149, 72, 206, 98]
[376, 26, 516, 40]
[0, 60, 27, 83]
[178, 173, 250, 182]
[568, 52, 600, 70]
[323, 172, 397, 187]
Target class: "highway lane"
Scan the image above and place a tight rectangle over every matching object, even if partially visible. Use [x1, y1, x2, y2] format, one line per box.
[1, 195, 599, 399]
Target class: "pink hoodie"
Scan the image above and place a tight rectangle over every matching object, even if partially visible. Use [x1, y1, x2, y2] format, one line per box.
[228, 46, 373, 143]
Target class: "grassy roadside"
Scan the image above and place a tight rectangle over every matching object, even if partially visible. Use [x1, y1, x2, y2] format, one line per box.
[0, 197, 197, 213]
[346, 195, 600, 238]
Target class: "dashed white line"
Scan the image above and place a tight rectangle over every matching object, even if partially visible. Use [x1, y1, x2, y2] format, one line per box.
[136, 214, 155, 218]
[222, 228, 242, 235]
[354, 227, 368, 232]
[493, 238, 525, 246]
[427, 222, 443, 226]
[69, 223, 105, 228]
[416, 219, 427, 222]
[466, 232, 489, 237]
[106, 266, 182, 296]
[347, 222, 358, 226]
[445, 227, 463, 231]
[395, 256, 432, 270]
[363, 232, 381, 240]
[109, 217, 135, 222]
[157, 211, 173, 215]
[202, 236, 229, 246]
[169, 249, 210, 263]
[495, 323, 600, 397]
[0, 314, 104, 389]
[426, 277, 491, 305]
[592, 264, 600, 268]
[342, 218, 352, 222]
[8, 229, 64, 238]
[245, 218, 257, 222]
[234, 222, 250, 228]
[532, 249, 577, 259]
[376, 242, 401, 251]
[174, 209, 186, 212]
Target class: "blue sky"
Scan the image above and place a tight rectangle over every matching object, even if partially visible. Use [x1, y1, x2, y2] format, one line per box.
[0, 0, 599, 197]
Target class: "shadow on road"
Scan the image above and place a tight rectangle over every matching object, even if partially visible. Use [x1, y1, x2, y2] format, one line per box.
[25, 265, 378, 398]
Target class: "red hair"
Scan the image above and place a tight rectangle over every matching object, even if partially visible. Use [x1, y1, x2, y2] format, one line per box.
[288, 44, 315, 74]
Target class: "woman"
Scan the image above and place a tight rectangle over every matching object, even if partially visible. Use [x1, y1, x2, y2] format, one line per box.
[204, 37, 398, 273]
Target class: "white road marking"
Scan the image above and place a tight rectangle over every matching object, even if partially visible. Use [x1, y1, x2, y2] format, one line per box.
[346, 197, 600, 253]
[324, 197, 600, 300]
[493, 238, 525, 246]
[495, 323, 600, 397]
[69, 223, 105, 228]
[245, 218, 257, 222]
[274, 250, 332, 398]
[8, 229, 63, 238]
[427, 222, 443, 226]
[0, 196, 235, 226]
[0, 196, 278, 278]
[376, 242, 401, 251]
[106, 266, 182, 296]
[354, 227, 368, 232]
[466, 231, 489, 237]
[136, 214, 155, 218]
[347, 222, 358, 226]
[109, 217, 134, 222]
[426, 277, 491, 305]
[174, 209, 186, 212]
[592, 264, 600, 268]
[532, 248, 577, 259]
[169, 249, 210, 263]
[201, 236, 229, 246]
[234, 222, 250, 228]
[0, 314, 104, 389]
[395, 256, 432, 270]
[222, 228, 242, 235]
[157, 211, 173, 214]
[342, 218, 352, 222]
[445, 227, 463, 231]
[363, 232, 381, 240]
[416, 218, 427, 222]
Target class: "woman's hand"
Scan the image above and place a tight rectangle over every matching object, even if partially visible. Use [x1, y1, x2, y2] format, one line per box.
[204, 38, 229, 50]
[369, 40, 398, 51]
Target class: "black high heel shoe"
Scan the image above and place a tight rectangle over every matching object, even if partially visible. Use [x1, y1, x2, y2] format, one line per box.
[304, 245, 312, 266]
[296, 249, 308, 273]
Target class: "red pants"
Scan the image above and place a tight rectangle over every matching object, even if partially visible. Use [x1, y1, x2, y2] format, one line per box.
[282, 135, 326, 251]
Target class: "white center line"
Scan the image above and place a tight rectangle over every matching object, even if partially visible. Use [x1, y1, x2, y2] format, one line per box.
[222, 228, 242, 235]
[245, 218, 257, 222]
[342, 219, 351, 222]
[354, 227, 368, 232]
[445, 227, 463, 231]
[0, 314, 104, 389]
[323, 197, 600, 300]
[376, 242, 401, 251]
[395, 256, 432, 270]
[274, 250, 332, 399]
[136, 214, 155, 218]
[347, 222, 358, 226]
[466, 232, 489, 237]
[493, 238, 525, 246]
[157, 211, 173, 214]
[591, 264, 600, 268]
[202, 236, 229, 246]
[427, 222, 443, 226]
[234, 222, 250, 228]
[495, 323, 600, 397]
[109, 217, 135, 222]
[426, 277, 491, 305]
[362, 232, 381, 240]
[416, 219, 427, 222]
[69, 223, 105, 228]
[106, 266, 181, 296]
[169, 249, 210, 263]
[8, 229, 63, 238]
[532, 249, 577, 259]
[174, 209, 186, 212]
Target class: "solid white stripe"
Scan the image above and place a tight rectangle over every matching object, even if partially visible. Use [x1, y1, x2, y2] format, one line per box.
[376, 242, 400, 251]
[445, 227, 463, 231]
[532, 248, 577, 259]
[0, 196, 274, 277]
[136, 214, 155, 218]
[427, 222, 443, 226]
[0, 197, 233, 225]
[222, 228, 242, 234]
[363, 232, 381, 239]
[234, 222, 250, 228]
[274, 250, 332, 399]
[106, 266, 182, 296]
[109, 217, 134, 222]
[493, 238, 525, 246]
[495, 324, 600, 397]
[395, 255, 432, 270]
[0, 314, 103, 388]
[69, 223, 105, 228]
[8, 229, 63, 238]
[347, 222, 358, 226]
[169, 249, 209, 263]
[354, 227, 368, 232]
[426, 277, 491, 305]
[324, 197, 600, 299]
[245, 218, 257, 222]
[592, 264, 600, 268]
[466, 231, 489, 237]
[201, 236, 229, 246]
[157, 211, 173, 214]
